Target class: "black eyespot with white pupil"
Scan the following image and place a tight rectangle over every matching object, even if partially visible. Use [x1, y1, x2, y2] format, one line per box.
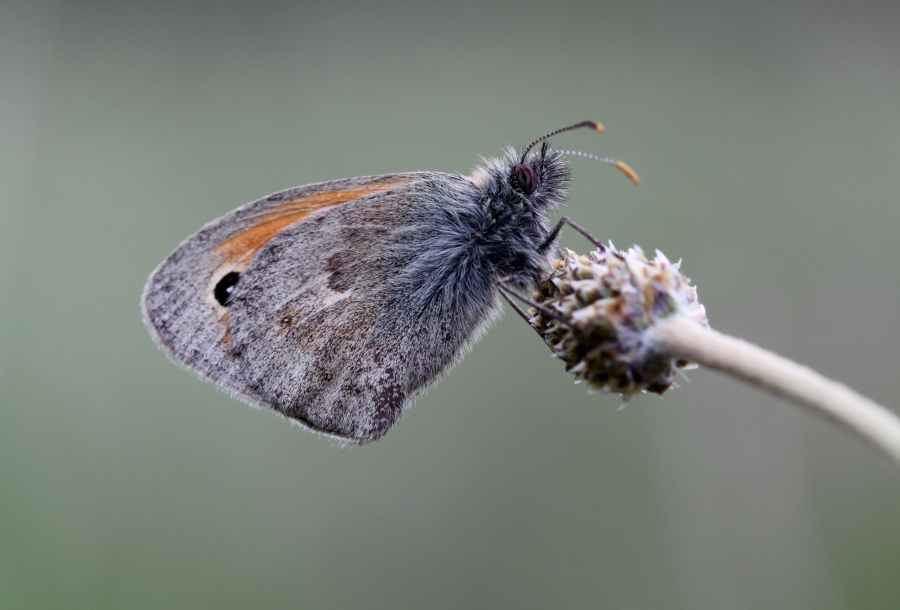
[513, 163, 538, 195]
[214, 271, 240, 306]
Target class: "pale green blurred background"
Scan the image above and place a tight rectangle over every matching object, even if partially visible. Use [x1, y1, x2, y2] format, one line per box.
[2, 1, 899, 608]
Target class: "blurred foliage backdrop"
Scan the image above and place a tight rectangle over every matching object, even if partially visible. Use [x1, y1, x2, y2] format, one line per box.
[2, 0, 899, 608]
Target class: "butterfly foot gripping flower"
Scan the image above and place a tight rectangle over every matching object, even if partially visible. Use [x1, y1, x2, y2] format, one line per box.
[528, 244, 709, 397]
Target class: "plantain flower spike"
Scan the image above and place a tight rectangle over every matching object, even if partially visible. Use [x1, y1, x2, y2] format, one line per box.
[529, 244, 709, 397]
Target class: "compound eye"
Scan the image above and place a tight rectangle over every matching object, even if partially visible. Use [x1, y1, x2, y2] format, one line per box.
[514, 163, 538, 195]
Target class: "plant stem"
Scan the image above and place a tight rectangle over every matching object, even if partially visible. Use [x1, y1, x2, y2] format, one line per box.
[649, 316, 900, 469]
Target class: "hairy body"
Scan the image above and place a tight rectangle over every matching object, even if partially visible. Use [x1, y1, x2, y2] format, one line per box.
[143, 145, 572, 442]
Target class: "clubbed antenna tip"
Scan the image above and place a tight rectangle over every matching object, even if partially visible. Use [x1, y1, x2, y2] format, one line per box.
[614, 160, 640, 185]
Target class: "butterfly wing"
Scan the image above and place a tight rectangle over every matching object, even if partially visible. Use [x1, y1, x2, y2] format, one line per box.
[143, 172, 500, 443]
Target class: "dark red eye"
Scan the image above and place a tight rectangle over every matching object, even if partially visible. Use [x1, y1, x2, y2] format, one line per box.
[513, 163, 538, 195]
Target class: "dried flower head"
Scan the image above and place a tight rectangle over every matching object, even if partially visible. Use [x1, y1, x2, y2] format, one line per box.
[529, 244, 709, 397]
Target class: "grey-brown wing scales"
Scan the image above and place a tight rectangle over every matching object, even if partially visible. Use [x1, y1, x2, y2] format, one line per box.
[143, 175, 421, 420]
[225, 174, 501, 442]
[143, 172, 498, 443]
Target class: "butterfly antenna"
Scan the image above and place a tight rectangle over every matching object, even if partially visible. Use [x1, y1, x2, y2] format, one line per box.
[558, 149, 640, 185]
[520, 120, 605, 164]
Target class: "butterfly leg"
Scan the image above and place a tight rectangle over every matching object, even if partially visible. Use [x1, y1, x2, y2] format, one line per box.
[496, 278, 573, 329]
[497, 286, 533, 323]
[538, 216, 606, 254]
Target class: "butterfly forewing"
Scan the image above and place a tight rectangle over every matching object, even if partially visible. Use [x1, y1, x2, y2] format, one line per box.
[143, 172, 499, 442]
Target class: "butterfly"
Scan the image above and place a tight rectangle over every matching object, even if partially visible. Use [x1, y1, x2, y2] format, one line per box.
[142, 121, 637, 443]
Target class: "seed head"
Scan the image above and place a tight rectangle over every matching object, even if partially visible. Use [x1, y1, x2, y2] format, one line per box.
[530, 244, 708, 396]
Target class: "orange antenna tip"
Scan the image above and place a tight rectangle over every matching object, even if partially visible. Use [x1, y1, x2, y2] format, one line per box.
[558, 150, 640, 185]
[520, 121, 608, 163]
[614, 161, 640, 185]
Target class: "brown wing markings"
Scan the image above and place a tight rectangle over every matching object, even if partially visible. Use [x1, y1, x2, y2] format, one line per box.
[206, 180, 408, 336]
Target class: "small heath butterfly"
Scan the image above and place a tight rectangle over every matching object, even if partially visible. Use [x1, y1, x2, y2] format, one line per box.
[142, 121, 638, 443]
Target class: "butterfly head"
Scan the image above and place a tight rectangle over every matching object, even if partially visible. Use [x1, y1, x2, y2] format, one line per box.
[507, 142, 571, 210]
[468, 142, 571, 216]
[465, 121, 639, 287]
[469, 119, 638, 215]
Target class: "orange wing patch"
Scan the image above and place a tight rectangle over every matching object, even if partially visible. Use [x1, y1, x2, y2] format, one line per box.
[214, 182, 403, 269]
[204, 180, 407, 322]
